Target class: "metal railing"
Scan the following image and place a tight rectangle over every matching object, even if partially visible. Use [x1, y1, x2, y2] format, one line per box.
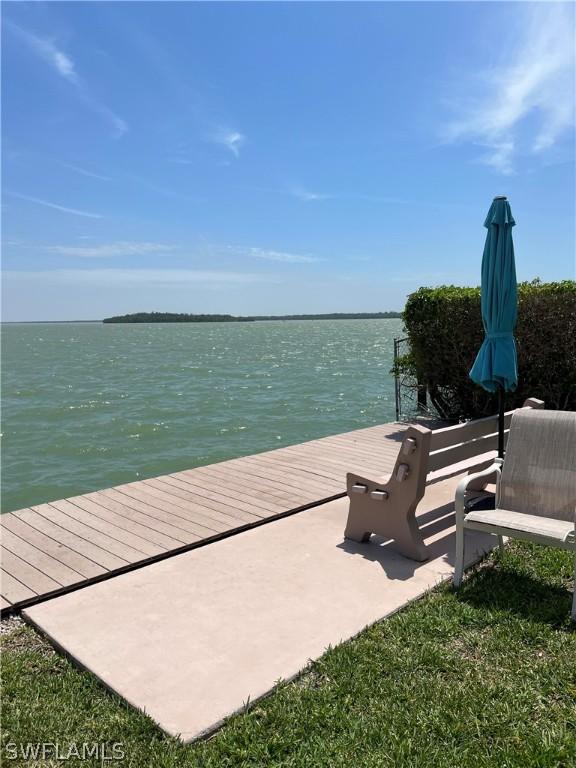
[393, 336, 429, 421]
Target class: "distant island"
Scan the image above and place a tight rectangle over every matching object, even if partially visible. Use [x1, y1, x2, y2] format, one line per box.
[103, 311, 402, 324]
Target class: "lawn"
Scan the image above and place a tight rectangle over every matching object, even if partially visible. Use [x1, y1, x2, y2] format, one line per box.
[2, 541, 575, 768]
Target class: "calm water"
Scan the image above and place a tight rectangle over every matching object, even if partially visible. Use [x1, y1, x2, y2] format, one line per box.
[1, 319, 403, 513]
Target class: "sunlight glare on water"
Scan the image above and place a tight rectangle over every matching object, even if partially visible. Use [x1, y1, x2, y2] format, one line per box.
[1, 319, 403, 512]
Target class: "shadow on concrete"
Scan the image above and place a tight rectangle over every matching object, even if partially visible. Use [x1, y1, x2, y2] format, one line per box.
[336, 503, 455, 581]
[336, 502, 498, 581]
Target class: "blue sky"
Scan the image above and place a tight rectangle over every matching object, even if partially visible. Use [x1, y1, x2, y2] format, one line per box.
[2, 1, 574, 321]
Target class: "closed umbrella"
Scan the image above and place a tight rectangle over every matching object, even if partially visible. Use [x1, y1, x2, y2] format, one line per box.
[469, 195, 518, 458]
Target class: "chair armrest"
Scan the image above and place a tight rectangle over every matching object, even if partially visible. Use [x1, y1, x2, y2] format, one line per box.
[455, 460, 503, 522]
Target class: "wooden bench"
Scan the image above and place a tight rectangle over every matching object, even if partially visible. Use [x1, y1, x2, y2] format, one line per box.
[344, 398, 545, 561]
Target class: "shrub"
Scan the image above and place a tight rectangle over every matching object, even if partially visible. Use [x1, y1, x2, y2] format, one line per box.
[400, 280, 576, 420]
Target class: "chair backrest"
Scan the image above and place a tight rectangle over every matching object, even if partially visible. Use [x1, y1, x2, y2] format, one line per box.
[499, 409, 576, 521]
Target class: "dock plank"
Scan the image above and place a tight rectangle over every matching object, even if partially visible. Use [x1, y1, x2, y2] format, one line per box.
[164, 473, 286, 512]
[12, 508, 126, 571]
[1, 549, 61, 594]
[40, 502, 151, 562]
[278, 443, 388, 473]
[185, 464, 309, 505]
[237, 455, 339, 491]
[248, 452, 346, 483]
[1, 513, 107, 579]
[0, 595, 13, 611]
[139, 478, 266, 524]
[113, 485, 241, 533]
[140, 479, 262, 526]
[159, 475, 281, 516]
[316, 435, 400, 459]
[52, 498, 165, 557]
[81, 493, 188, 549]
[1, 528, 84, 587]
[97, 489, 205, 541]
[1, 571, 37, 604]
[0, 420, 404, 613]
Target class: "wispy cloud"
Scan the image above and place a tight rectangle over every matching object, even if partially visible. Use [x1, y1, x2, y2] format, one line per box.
[348, 255, 372, 263]
[5, 269, 278, 286]
[61, 163, 111, 182]
[124, 173, 201, 203]
[167, 156, 195, 166]
[210, 128, 245, 158]
[5, 21, 128, 139]
[4, 238, 325, 265]
[288, 185, 331, 202]
[4, 21, 79, 83]
[83, 102, 128, 140]
[249, 247, 324, 264]
[38, 40, 76, 81]
[8, 192, 102, 219]
[45, 242, 178, 258]
[443, 3, 575, 174]
[286, 188, 468, 209]
[1, 238, 26, 247]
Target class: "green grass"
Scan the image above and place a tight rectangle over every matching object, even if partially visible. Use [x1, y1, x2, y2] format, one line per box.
[2, 541, 575, 767]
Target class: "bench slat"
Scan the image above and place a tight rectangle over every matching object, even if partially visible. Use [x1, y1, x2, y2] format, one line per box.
[428, 432, 502, 473]
[426, 451, 498, 484]
[430, 410, 514, 452]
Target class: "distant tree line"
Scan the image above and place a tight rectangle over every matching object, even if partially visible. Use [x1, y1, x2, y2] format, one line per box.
[102, 312, 243, 323]
[102, 311, 402, 323]
[249, 312, 402, 321]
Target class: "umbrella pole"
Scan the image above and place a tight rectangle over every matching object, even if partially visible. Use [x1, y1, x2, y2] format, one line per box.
[498, 385, 505, 459]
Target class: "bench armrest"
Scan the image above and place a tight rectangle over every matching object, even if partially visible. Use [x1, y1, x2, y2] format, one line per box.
[455, 460, 503, 523]
[347, 472, 391, 495]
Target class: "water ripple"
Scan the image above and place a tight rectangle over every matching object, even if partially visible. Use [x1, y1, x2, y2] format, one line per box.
[1, 319, 403, 512]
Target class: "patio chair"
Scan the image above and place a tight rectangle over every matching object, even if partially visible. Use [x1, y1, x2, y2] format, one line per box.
[454, 408, 576, 619]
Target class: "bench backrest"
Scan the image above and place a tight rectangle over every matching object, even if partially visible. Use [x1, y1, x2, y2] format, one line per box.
[499, 409, 576, 521]
[384, 398, 544, 496]
[426, 397, 544, 475]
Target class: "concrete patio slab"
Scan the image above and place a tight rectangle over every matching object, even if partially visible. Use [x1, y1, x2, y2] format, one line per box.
[24, 476, 496, 743]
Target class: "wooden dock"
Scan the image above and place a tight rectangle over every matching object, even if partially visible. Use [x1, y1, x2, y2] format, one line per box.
[0, 421, 405, 614]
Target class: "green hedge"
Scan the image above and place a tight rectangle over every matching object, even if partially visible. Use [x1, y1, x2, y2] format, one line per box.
[400, 280, 576, 420]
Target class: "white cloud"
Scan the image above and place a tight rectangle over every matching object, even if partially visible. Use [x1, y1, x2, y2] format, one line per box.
[249, 247, 324, 264]
[211, 128, 245, 158]
[52, 50, 76, 80]
[443, 3, 575, 174]
[5, 238, 325, 265]
[8, 192, 102, 219]
[5, 21, 128, 138]
[61, 163, 111, 181]
[1, 239, 26, 247]
[85, 103, 128, 140]
[45, 242, 178, 258]
[4, 269, 278, 286]
[288, 185, 331, 202]
[480, 141, 516, 175]
[4, 21, 79, 83]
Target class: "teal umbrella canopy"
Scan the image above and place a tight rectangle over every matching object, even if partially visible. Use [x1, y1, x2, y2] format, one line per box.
[469, 196, 518, 393]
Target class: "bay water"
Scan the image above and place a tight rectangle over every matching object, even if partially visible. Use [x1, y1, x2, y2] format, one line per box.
[1, 319, 403, 513]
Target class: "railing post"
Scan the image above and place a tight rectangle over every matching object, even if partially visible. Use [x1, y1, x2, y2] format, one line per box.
[417, 378, 427, 411]
[394, 337, 401, 421]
